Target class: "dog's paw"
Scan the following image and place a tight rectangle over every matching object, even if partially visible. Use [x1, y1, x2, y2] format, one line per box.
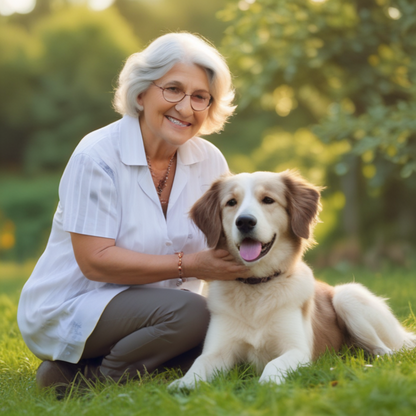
[258, 373, 285, 385]
[168, 376, 198, 391]
[259, 364, 286, 385]
[372, 346, 393, 356]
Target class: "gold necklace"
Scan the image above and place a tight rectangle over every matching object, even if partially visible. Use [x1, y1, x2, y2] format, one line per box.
[146, 152, 176, 205]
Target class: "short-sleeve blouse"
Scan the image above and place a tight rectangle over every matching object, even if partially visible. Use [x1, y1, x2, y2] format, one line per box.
[17, 115, 229, 364]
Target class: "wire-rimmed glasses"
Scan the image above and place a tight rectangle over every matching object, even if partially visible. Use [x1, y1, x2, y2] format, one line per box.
[152, 82, 213, 111]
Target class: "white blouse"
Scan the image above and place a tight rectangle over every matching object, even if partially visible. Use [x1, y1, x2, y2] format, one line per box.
[17, 115, 228, 364]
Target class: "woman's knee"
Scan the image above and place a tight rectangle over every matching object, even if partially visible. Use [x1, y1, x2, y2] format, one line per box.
[172, 291, 210, 341]
[178, 291, 209, 321]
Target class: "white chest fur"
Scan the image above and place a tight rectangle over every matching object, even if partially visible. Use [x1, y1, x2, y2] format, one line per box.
[205, 263, 315, 372]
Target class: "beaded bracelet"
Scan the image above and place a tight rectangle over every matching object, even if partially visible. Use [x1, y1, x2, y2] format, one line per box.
[176, 251, 184, 286]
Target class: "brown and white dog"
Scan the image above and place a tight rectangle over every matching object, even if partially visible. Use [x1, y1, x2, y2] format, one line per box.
[170, 170, 416, 388]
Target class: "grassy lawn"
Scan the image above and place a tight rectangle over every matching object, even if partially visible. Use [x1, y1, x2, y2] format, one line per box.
[1, 262, 416, 416]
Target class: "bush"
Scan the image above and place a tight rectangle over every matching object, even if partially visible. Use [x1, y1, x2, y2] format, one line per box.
[0, 175, 60, 261]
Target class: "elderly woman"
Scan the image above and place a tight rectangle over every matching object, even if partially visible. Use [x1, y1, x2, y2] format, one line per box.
[17, 32, 250, 389]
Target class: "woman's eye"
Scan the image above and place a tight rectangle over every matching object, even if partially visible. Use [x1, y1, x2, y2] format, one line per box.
[226, 199, 237, 207]
[166, 87, 181, 94]
[262, 197, 274, 204]
[193, 93, 208, 101]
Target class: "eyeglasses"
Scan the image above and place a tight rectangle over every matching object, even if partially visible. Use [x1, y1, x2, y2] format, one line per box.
[152, 82, 213, 111]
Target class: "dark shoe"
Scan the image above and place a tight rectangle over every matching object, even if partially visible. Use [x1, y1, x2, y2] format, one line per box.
[36, 360, 83, 390]
[83, 359, 105, 384]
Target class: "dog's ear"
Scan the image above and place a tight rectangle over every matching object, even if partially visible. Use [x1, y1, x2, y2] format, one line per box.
[281, 170, 322, 240]
[190, 178, 224, 248]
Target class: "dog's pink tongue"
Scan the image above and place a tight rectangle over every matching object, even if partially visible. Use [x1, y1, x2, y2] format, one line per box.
[239, 238, 262, 262]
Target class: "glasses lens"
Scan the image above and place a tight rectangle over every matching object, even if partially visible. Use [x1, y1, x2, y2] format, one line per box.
[161, 85, 212, 111]
[191, 91, 211, 111]
[163, 87, 184, 102]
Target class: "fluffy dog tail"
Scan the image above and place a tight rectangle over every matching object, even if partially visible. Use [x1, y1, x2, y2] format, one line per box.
[333, 283, 416, 355]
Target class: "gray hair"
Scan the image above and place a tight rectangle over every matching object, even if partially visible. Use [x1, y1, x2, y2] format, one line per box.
[113, 32, 236, 135]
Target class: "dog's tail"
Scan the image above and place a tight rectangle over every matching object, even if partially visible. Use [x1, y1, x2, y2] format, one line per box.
[333, 283, 416, 355]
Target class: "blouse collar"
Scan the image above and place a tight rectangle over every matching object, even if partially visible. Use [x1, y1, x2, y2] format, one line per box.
[119, 115, 206, 167]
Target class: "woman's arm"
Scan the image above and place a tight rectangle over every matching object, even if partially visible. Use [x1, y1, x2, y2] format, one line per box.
[71, 233, 250, 285]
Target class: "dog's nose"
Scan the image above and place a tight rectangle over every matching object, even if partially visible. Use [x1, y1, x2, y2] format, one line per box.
[235, 215, 257, 233]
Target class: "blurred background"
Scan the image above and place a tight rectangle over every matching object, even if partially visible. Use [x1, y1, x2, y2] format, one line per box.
[1, 0, 416, 271]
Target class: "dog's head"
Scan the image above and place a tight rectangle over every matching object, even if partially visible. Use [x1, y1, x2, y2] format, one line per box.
[190, 170, 322, 275]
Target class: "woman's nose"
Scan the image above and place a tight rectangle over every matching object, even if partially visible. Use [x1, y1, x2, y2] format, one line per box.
[174, 95, 193, 116]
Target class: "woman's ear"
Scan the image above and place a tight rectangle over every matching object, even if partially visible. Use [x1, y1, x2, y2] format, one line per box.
[136, 93, 144, 111]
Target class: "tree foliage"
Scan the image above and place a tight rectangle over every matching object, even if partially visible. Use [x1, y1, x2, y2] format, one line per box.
[221, 0, 416, 177]
[220, 0, 416, 263]
[28, 6, 139, 173]
[0, 6, 139, 172]
[0, 24, 36, 167]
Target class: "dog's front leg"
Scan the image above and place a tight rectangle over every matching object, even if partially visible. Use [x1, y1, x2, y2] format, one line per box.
[169, 315, 238, 390]
[259, 348, 311, 385]
[168, 352, 235, 390]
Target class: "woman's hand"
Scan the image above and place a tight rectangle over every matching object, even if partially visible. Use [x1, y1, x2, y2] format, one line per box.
[183, 249, 251, 281]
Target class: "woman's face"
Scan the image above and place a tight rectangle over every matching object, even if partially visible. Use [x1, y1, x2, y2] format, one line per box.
[137, 62, 211, 152]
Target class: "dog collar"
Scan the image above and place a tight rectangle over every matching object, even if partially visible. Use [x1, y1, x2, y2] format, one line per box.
[236, 271, 281, 285]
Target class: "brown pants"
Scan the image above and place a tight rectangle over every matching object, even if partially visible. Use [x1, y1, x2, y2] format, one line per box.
[81, 286, 210, 381]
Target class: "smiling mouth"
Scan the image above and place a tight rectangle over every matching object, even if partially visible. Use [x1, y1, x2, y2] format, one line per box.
[237, 234, 276, 262]
[166, 116, 191, 127]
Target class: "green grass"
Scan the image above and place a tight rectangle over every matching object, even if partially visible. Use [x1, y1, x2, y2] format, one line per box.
[1, 262, 416, 416]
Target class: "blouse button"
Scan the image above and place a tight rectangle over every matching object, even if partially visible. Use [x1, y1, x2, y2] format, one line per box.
[166, 241, 172, 246]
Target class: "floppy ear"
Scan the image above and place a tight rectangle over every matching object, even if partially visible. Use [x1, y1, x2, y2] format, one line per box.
[280, 170, 322, 240]
[190, 178, 224, 248]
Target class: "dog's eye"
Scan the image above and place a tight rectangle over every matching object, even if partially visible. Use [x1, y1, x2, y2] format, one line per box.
[226, 198, 237, 207]
[262, 197, 275, 204]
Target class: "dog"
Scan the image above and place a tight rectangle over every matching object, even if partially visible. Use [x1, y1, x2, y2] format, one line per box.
[169, 170, 416, 388]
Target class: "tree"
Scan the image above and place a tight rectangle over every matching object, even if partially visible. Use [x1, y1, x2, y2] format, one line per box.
[0, 24, 36, 168]
[23, 6, 140, 173]
[219, 0, 416, 264]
